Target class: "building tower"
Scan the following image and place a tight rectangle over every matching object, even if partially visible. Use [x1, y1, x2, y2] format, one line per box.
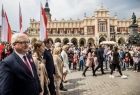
[44, 1, 51, 21]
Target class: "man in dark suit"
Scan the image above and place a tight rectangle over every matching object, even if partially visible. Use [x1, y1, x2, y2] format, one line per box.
[94, 45, 105, 75]
[0, 33, 41, 95]
[43, 39, 56, 95]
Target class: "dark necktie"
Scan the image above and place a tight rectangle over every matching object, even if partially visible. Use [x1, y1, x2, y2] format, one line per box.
[23, 55, 32, 73]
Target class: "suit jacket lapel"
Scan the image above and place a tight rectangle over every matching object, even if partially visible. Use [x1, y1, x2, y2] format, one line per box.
[13, 52, 33, 77]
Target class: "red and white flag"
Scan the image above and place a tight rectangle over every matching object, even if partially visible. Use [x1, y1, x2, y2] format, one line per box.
[1, 6, 12, 42]
[19, 3, 22, 33]
[39, 3, 48, 41]
[1, 5, 8, 42]
[5, 12, 12, 42]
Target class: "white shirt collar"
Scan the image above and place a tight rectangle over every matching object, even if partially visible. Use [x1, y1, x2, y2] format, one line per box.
[14, 49, 26, 60]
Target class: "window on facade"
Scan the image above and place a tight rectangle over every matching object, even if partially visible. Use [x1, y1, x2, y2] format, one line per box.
[123, 27, 125, 32]
[36, 31, 38, 34]
[73, 29, 77, 34]
[53, 29, 57, 34]
[117, 27, 120, 32]
[57, 29, 59, 34]
[87, 26, 94, 35]
[98, 22, 106, 32]
[60, 29, 64, 34]
[80, 28, 84, 35]
[64, 31, 67, 34]
[110, 26, 114, 32]
[67, 30, 68, 34]
[71, 31, 74, 34]
[126, 27, 128, 32]
[50, 30, 53, 34]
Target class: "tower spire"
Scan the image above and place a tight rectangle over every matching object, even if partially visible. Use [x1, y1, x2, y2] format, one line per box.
[44, 0, 51, 21]
[45, 0, 49, 8]
[101, 0, 104, 8]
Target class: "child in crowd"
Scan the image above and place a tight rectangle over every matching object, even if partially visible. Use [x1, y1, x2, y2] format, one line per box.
[79, 53, 85, 71]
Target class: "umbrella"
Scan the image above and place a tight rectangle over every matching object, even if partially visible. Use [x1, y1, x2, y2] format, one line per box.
[100, 41, 117, 45]
[67, 42, 73, 45]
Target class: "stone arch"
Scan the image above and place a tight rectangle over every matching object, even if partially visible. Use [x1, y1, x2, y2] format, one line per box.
[79, 38, 86, 47]
[87, 38, 95, 46]
[71, 38, 78, 46]
[99, 37, 106, 43]
[118, 37, 125, 45]
[55, 38, 61, 43]
[63, 38, 69, 45]
[48, 38, 54, 44]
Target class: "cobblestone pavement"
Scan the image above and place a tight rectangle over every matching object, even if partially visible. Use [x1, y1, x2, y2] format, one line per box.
[61, 70, 140, 95]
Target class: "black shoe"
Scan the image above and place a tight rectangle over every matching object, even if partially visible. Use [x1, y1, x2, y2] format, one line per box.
[93, 74, 97, 76]
[102, 73, 106, 75]
[63, 80, 68, 83]
[60, 87, 67, 91]
[137, 70, 140, 72]
[82, 73, 86, 77]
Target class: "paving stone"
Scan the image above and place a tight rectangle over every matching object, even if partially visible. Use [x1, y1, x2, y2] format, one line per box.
[61, 70, 140, 95]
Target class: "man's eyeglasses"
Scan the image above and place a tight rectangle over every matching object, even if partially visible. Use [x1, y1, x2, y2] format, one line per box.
[15, 41, 30, 44]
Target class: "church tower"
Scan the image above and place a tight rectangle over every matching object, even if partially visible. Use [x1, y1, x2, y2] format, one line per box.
[44, 1, 51, 21]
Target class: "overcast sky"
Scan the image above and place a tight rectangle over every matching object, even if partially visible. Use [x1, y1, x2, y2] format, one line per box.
[0, 0, 140, 32]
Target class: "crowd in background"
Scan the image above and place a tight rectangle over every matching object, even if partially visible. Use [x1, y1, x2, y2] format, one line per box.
[0, 33, 140, 95]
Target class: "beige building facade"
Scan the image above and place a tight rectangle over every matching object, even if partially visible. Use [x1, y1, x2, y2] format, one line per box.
[27, 2, 140, 46]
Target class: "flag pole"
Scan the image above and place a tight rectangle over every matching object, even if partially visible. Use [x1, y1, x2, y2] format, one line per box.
[19, 2, 22, 33]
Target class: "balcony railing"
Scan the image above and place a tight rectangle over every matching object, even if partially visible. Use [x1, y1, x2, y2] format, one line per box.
[48, 34, 93, 37]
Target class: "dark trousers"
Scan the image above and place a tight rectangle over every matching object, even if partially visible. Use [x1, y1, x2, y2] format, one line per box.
[110, 64, 122, 75]
[83, 63, 95, 75]
[133, 62, 138, 71]
[48, 76, 56, 95]
[79, 63, 84, 71]
[138, 61, 140, 71]
[69, 61, 72, 69]
[60, 73, 65, 90]
[104, 56, 108, 69]
[73, 63, 77, 70]
[94, 61, 104, 74]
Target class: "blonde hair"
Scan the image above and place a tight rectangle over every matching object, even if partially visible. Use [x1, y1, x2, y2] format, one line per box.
[53, 47, 61, 55]
[33, 40, 43, 52]
[62, 45, 69, 51]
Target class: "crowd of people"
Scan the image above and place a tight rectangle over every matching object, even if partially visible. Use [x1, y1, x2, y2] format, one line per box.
[0, 33, 140, 95]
